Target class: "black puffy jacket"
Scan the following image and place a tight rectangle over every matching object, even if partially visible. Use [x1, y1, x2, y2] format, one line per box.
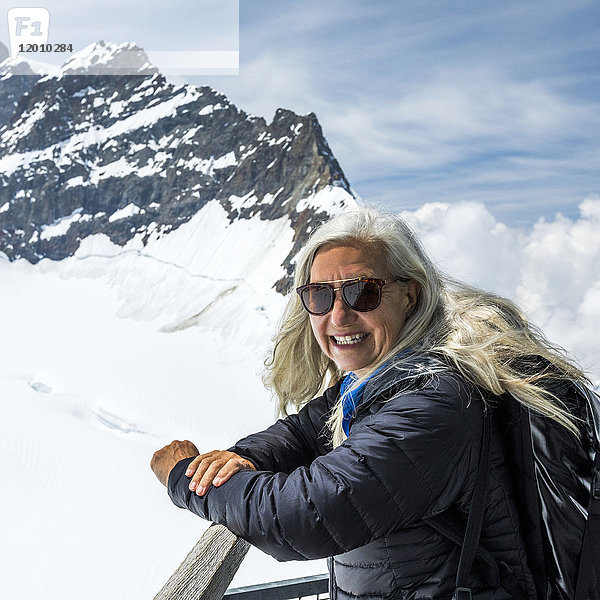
[168, 362, 537, 599]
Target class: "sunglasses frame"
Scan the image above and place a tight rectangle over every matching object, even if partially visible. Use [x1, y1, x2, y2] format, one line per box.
[296, 276, 408, 316]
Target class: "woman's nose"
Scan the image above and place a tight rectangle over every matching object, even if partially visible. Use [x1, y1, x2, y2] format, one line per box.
[330, 292, 357, 327]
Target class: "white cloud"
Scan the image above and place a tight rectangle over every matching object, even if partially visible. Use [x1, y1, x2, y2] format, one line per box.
[323, 68, 600, 173]
[216, 52, 319, 119]
[401, 196, 600, 380]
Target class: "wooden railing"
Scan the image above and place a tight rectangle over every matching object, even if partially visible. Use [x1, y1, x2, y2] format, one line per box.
[154, 524, 250, 600]
[154, 523, 329, 600]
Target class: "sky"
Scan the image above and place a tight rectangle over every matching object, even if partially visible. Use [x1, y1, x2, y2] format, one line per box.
[2, 0, 599, 224]
[203, 0, 600, 224]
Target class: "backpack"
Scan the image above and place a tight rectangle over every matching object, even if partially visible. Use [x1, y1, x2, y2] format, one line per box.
[426, 378, 600, 600]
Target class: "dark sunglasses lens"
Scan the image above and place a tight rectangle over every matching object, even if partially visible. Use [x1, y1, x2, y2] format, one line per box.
[301, 285, 334, 314]
[343, 280, 381, 311]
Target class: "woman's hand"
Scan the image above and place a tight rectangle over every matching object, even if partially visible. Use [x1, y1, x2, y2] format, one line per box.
[151, 440, 200, 487]
[185, 450, 257, 496]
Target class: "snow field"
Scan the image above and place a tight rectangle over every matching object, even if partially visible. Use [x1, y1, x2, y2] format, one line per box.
[0, 208, 326, 599]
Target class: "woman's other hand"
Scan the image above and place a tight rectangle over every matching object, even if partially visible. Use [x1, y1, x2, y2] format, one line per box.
[151, 440, 200, 487]
[185, 450, 257, 496]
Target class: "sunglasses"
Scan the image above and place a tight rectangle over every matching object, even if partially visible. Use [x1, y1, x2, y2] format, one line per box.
[296, 276, 408, 316]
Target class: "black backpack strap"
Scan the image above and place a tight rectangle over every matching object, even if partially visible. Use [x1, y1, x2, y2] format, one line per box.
[426, 408, 530, 600]
[453, 408, 492, 599]
[424, 409, 492, 599]
[425, 509, 500, 587]
[574, 450, 600, 600]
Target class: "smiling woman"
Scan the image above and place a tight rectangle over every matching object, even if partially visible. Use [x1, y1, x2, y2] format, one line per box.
[151, 207, 593, 600]
[305, 245, 419, 376]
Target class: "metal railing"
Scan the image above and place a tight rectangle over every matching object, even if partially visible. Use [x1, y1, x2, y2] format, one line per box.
[224, 574, 329, 600]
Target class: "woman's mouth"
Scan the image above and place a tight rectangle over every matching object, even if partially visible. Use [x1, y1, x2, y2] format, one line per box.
[331, 333, 369, 346]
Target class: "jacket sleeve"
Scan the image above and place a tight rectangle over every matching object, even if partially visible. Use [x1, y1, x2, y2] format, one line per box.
[168, 375, 481, 561]
[226, 383, 340, 472]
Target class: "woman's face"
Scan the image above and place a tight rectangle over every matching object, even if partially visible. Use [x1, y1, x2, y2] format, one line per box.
[308, 245, 419, 377]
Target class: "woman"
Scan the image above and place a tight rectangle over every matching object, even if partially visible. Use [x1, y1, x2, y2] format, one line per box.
[151, 207, 588, 599]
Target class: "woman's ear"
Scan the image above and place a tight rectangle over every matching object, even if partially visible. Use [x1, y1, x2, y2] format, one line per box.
[405, 280, 421, 317]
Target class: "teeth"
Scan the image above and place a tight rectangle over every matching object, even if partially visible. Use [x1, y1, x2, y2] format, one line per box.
[333, 333, 367, 345]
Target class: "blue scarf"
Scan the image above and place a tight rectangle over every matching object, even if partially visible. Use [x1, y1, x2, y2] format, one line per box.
[340, 348, 415, 435]
[340, 364, 387, 436]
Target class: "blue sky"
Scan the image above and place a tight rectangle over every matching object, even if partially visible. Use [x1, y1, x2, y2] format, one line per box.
[3, 0, 600, 225]
[203, 0, 600, 225]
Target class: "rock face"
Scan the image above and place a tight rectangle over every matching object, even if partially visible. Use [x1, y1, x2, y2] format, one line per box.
[0, 41, 354, 291]
[0, 40, 40, 129]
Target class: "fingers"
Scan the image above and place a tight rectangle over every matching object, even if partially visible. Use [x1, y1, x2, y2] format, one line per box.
[184, 453, 205, 475]
[185, 451, 256, 496]
[212, 457, 254, 486]
[187, 451, 231, 495]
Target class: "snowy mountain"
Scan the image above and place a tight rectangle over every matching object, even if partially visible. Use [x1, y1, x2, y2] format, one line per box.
[0, 40, 355, 295]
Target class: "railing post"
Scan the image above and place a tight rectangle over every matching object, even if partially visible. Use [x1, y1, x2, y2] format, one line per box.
[154, 523, 250, 600]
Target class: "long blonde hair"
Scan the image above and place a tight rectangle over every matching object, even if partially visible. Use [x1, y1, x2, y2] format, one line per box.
[263, 207, 587, 445]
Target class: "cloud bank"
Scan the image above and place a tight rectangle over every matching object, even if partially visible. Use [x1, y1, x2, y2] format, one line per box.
[400, 196, 600, 380]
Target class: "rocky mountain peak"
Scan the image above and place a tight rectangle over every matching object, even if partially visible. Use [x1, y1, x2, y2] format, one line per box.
[0, 40, 355, 293]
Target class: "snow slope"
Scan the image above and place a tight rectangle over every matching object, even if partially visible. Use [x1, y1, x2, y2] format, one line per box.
[0, 202, 326, 599]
